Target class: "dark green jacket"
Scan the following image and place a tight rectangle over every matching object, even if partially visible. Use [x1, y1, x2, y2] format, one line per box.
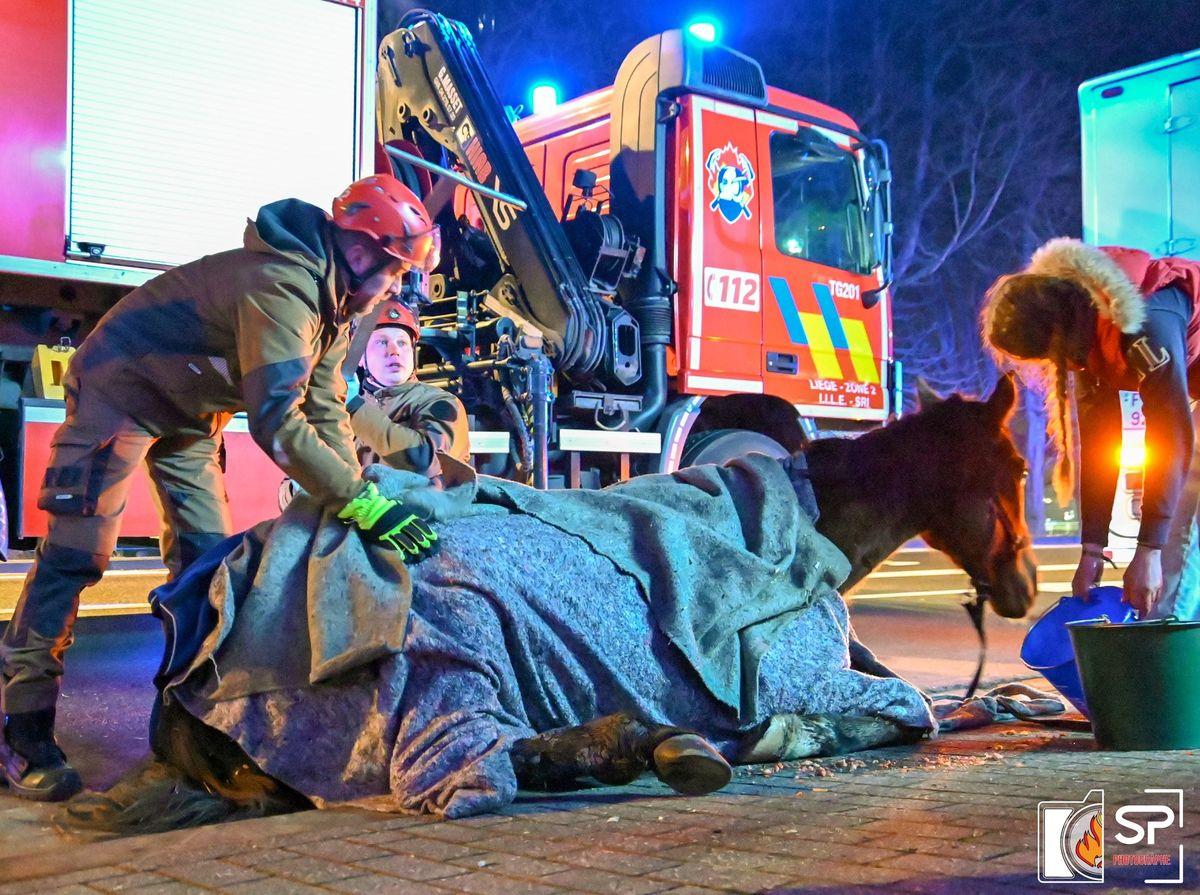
[352, 381, 470, 477]
[69, 199, 363, 507]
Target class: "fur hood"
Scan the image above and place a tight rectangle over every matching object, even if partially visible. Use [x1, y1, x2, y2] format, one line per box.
[1025, 237, 1145, 334]
[991, 237, 1147, 510]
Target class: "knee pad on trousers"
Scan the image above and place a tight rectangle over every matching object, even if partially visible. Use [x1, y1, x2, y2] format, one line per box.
[29, 541, 108, 588]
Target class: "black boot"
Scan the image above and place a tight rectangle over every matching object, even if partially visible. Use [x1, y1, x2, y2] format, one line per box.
[510, 712, 731, 797]
[1, 708, 83, 801]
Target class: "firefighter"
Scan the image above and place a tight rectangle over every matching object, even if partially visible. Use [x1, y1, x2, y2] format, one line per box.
[981, 237, 1200, 620]
[349, 301, 470, 475]
[1, 174, 442, 801]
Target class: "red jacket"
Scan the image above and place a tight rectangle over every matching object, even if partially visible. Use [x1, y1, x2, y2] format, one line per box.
[1087, 247, 1200, 392]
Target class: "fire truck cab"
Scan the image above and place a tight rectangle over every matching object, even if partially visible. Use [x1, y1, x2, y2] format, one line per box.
[520, 73, 897, 429]
[517, 70, 896, 455]
[395, 21, 899, 483]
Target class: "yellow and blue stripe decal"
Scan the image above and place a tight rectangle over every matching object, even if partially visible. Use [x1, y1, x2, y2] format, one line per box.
[768, 276, 879, 383]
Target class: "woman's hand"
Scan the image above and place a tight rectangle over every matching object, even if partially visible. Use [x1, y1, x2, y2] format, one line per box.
[1072, 544, 1107, 598]
[1123, 545, 1163, 615]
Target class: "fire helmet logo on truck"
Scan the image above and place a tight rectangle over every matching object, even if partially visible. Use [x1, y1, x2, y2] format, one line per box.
[705, 143, 755, 224]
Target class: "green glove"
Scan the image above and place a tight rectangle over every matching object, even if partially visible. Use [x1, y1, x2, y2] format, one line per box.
[338, 482, 438, 560]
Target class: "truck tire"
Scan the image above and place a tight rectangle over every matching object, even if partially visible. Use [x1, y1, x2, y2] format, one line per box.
[680, 428, 790, 469]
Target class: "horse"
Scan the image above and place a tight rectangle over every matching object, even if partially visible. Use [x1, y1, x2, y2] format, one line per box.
[61, 375, 1036, 832]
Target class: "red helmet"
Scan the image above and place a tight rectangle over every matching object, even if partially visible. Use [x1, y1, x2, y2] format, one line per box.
[332, 175, 440, 272]
[371, 300, 420, 341]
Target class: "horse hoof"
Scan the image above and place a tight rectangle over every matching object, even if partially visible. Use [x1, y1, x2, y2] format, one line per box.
[652, 734, 731, 796]
[56, 792, 121, 828]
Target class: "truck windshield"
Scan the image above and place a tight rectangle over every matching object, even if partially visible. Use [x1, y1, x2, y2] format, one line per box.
[770, 128, 874, 275]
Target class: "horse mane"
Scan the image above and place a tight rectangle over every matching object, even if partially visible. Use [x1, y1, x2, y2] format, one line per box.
[804, 395, 997, 485]
[801, 395, 1007, 580]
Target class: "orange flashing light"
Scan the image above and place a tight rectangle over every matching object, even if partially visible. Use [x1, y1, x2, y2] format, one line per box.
[1118, 436, 1147, 470]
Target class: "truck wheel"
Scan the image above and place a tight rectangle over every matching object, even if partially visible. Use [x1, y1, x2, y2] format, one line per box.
[680, 429, 790, 468]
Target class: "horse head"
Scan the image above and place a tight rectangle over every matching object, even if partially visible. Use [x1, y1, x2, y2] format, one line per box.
[913, 374, 1038, 618]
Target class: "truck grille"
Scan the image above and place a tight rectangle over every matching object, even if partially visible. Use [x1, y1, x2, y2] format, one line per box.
[700, 47, 767, 104]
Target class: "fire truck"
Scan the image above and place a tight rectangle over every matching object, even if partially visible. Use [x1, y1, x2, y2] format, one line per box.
[1079, 48, 1200, 561]
[0, 1, 896, 551]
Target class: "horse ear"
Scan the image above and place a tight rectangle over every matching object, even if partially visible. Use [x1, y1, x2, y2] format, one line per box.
[916, 377, 943, 410]
[986, 372, 1018, 424]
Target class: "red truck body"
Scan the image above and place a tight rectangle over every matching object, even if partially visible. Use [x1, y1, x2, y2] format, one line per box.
[0, 2, 893, 546]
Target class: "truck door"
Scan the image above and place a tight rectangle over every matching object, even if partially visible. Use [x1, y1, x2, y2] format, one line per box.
[755, 114, 888, 422]
[1169, 76, 1200, 259]
[676, 96, 764, 395]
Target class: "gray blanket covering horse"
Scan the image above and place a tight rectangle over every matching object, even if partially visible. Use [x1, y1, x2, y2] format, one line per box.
[161, 456, 934, 818]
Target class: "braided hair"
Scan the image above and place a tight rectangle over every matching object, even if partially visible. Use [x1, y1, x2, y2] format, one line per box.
[981, 273, 1091, 507]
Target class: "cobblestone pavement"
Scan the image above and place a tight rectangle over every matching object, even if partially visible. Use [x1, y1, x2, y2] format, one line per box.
[1, 712, 1196, 894]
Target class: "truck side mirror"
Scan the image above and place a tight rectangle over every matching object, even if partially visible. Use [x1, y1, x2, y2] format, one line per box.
[572, 168, 598, 197]
[862, 140, 893, 310]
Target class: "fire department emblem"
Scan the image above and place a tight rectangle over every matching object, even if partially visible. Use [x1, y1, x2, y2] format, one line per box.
[706, 142, 755, 224]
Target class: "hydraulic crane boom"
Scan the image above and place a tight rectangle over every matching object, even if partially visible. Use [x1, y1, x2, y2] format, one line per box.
[377, 10, 615, 379]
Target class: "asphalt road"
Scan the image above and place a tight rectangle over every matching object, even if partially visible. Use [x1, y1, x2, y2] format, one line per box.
[0, 542, 1113, 797]
[0, 555, 168, 620]
[847, 542, 1115, 691]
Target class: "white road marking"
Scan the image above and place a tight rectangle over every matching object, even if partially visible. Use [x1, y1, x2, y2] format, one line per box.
[850, 581, 1074, 601]
[0, 569, 166, 581]
[870, 563, 1079, 579]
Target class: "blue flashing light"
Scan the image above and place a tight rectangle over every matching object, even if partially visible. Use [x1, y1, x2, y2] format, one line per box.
[531, 83, 560, 115]
[686, 17, 720, 43]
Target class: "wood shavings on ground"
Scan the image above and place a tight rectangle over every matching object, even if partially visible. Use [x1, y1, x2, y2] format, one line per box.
[736, 749, 1009, 780]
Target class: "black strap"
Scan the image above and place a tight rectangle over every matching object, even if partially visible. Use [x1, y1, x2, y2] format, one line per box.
[962, 591, 988, 701]
[342, 313, 375, 388]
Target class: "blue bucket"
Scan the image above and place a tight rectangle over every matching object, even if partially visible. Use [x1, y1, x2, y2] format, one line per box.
[1020, 586, 1135, 717]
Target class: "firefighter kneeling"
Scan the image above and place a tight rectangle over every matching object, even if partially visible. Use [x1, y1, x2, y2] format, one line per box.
[0, 175, 440, 801]
[350, 300, 470, 476]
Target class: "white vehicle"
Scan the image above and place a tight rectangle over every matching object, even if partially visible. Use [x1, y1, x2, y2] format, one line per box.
[1079, 48, 1200, 561]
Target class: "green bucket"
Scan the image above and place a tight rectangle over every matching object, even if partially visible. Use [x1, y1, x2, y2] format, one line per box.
[1068, 617, 1200, 751]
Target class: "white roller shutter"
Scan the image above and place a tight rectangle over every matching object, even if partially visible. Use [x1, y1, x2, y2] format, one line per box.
[68, 0, 363, 268]
[1169, 76, 1200, 259]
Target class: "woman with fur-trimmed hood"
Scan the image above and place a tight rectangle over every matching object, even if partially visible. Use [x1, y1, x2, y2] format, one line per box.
[982, 238, 1200, 619]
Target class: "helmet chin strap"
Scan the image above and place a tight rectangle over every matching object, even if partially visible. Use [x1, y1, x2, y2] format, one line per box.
[358, 365, 386, 394]
[333, 237, 396, 296]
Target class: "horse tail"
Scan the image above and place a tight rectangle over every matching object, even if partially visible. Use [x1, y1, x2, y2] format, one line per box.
[57, 699, 310, 835]
[56, 755, 244, 834]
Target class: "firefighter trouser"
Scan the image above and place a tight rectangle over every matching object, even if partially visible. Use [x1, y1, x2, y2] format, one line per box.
[1, 384, 232, 714]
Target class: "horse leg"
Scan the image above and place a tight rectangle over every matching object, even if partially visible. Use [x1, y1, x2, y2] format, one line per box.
[736, 712, 925, 764]
[848, 631, 932, 707]
[57, 698, 309, 835]
[848, 635, 901, 678]
[511, 713, 732, 796]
